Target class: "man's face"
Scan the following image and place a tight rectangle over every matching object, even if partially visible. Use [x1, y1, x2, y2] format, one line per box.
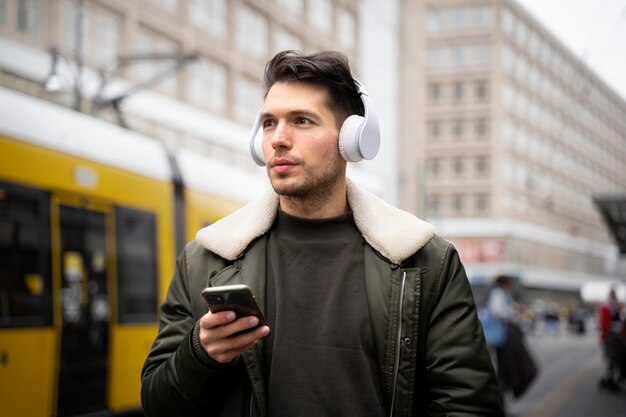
[261, 81, 345, 198]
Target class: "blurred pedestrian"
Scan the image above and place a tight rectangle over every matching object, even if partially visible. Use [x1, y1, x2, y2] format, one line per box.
[598, 288, 625, 392]
[543, 302, 561, 336]
[483, 275, 538, 411]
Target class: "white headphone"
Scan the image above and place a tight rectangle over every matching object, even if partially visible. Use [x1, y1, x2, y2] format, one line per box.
[249, 79, 380, 166]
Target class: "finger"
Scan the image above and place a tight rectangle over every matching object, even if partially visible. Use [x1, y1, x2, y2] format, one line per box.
[229, 324, 271, 346]
[203, 323, 269, 357]
[211, 316, 263, 340]
[199, 310, 236, 330]
[199, 316, 267, 349]
[206, 326, 271, 363]
[217, 325, 270, 354]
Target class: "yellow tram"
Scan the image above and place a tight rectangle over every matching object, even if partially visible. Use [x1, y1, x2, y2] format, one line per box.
[0, 87, 262, 416]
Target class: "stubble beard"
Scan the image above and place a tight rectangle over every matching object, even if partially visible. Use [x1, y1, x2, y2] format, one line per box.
[268, 153, 345, 213]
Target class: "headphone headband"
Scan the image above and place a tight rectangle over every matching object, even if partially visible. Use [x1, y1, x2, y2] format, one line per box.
[353, 80, 380, 161]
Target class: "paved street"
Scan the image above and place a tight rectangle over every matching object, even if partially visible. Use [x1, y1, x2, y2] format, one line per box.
[507, 331, 626, 417]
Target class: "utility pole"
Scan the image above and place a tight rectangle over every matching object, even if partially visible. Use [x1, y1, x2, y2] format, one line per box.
[73, 0, 84, 111]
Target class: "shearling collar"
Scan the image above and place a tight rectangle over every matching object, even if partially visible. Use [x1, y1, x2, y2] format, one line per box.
[195, 179, 435, 264]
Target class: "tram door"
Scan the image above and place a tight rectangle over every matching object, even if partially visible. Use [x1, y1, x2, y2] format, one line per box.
[56, 205, 109, 417]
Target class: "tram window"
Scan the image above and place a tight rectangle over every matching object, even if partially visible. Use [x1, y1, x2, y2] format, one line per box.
[116, 207, 158, 323]
[0, 182, 52, 327]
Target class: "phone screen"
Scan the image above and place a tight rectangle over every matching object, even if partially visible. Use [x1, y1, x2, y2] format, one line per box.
[202, 284, 268, 327]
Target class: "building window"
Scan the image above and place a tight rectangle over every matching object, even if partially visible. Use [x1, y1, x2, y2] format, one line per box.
[475, 117, 489, 139]
[188, 0, 227, 39]
[453, 119, 464, 139]
[426, 8, 443, 32]
[187, 58, 227, 113]
[452, 157, 464, 175]
[16, 0, 42, 37]
[427, 5, 492, 33]
[426, 46, 444, 69]
[452, 194, 464, 212]
[427, 194, 442, 216]
[515, 19, 529, 46]
[427, 120, 441, 140]
[427, 43, 490, 69]
[427, 158, 441, 176]
[453, 81, 464, 102]
[428, 83, 441, 103]
[452, 44, 463, 66]
[501, 7, 514, 35]
[473, 5, 492, 27]
[451, 7, 467, 30]
[337, 7, 355, 49]
[475, 193, 490, 214]
[528, 30, 540, 58]
[91, 6, 121, 64]
[62, 1, 82, 52]
[475, 155, 489, 175]
[63, 2, 121, 65]
[308, 0, 333, 34]
[133, 28, 180, 96]
[472, 42, 490, 65]
[475, 79, 489, 102]
[235, 5, 268, 59]
[501, 46, 513, 71]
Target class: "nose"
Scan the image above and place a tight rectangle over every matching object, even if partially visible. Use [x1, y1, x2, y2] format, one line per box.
[267, 121, 292, 150]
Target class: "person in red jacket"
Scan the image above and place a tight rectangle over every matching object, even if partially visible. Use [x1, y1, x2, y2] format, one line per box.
[599, 289, 621, 340]
[598, 288, 624, 392]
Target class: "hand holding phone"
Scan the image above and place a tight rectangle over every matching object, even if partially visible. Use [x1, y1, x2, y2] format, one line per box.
[199, 284, 269, 363]
[202, 284, 268, 327]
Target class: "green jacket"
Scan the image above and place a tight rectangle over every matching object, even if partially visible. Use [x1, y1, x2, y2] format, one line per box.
[141, 181, 504, 417]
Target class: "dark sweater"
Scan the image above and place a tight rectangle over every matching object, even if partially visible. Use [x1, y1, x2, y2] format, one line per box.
[264, 209, 386, 416]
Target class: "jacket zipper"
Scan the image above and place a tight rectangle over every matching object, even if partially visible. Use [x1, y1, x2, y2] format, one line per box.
[389, 270, 407, 417]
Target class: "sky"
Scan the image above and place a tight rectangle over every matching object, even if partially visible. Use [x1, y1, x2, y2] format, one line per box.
[517, 0, 626, 101]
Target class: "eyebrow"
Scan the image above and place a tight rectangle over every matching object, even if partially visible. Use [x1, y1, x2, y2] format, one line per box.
[260, 109, 320, 120]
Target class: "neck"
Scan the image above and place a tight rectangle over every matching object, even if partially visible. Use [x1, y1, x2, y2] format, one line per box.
[279, 178, 348, 219]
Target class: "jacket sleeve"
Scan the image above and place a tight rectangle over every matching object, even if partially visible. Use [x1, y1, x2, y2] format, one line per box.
[425, 243, 505, 417]
[140, 246, 240, 417]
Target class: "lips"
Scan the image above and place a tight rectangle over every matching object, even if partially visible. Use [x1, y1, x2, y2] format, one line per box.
[270, 158, 296, 173]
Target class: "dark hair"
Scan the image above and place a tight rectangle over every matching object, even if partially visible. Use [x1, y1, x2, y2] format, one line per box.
[263, 50, 364, 128]
[495, 275, 515, 286]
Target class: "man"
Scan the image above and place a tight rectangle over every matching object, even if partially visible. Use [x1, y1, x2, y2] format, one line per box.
[484, 275, 537, 405]
[486, 275, 516, 325]
[141, 50, 503, 416]
[598, 288, 624, 392]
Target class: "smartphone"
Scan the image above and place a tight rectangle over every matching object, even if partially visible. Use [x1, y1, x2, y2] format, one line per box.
[201, 284, 268, 327]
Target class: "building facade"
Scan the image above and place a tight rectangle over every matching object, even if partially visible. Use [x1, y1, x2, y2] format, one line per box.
[400, 0, 626, 295]
[0, 0, 396, 198]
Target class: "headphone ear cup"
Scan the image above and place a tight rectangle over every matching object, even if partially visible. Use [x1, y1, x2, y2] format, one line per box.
[249, 115, 265, 166]
[338, 115, 365, 162]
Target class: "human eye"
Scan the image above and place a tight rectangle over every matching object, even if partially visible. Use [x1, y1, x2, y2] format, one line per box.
[262, 118, 276, 129]
[295, 117, 312, 125]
